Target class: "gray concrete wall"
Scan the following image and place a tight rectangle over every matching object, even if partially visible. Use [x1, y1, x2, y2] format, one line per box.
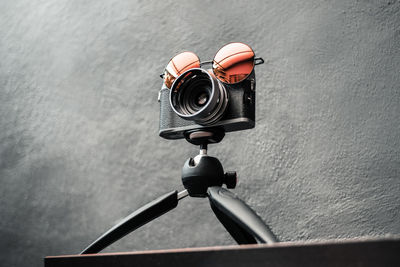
[1, 0, 399, 266]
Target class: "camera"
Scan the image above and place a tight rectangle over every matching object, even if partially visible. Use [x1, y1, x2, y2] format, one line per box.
[158, 43, 262, 140]
[159, 68, 256, 139]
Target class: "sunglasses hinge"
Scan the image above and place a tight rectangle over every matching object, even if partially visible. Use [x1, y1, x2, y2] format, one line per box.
[254, 57, 264, 65]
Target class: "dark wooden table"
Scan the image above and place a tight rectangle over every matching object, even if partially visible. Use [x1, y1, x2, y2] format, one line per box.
[45, 236, 400, 267]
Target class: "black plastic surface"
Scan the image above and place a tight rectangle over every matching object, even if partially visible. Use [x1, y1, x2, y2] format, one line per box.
[182, 156, 224, 197]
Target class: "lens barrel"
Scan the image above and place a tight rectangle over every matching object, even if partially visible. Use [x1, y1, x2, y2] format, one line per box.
[170, 68, 228, 125]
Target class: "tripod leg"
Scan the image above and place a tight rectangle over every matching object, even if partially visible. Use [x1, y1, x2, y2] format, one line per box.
[81, 190, 181, 254]
[207, 186, 278, 244]
[209, 199, 258, 244]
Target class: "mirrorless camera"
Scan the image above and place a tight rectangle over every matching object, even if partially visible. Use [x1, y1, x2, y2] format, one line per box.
[158, 43, 263, 140]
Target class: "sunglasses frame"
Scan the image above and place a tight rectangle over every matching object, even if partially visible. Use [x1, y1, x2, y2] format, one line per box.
[159, 43, 264, 85]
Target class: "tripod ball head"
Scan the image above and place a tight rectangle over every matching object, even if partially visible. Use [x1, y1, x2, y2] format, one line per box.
[182, 155, 224, 197]
[182, 154, 237, 197]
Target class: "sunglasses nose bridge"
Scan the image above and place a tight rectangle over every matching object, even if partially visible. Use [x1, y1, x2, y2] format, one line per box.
[200, 60, 213, 67]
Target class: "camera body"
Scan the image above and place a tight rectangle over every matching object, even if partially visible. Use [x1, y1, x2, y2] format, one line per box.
[159, 68, 256, 140]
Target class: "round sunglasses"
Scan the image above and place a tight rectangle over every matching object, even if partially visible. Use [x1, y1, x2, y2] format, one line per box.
[160, 42, 264, 89]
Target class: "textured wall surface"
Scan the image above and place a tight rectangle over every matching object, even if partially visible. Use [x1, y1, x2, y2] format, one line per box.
[1, 1, 399, 266]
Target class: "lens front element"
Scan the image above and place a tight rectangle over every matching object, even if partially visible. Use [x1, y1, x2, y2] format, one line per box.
[163, 52, 200, 89]
[170, 68, 228, 125]
[212, 42, 255, 84]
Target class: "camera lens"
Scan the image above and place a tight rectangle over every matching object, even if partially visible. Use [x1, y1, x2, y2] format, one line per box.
[170, 68, 228, 125]
[196, 92, 208, 106]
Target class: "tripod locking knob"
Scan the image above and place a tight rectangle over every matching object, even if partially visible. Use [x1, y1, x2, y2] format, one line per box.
[223, 171, 237, 189]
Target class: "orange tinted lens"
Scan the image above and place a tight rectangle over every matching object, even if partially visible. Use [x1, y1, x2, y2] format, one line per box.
[212, 43, 255, 84]
[164, 52, 200, 88]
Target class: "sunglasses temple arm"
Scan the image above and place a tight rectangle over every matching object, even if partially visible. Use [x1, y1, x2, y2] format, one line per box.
[202, 57, 265, 67]
[200, 57, 265, 67]
[254, 57, 264, 65]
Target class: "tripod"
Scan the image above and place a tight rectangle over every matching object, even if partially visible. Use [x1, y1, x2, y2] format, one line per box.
[81, 128, 278, 254]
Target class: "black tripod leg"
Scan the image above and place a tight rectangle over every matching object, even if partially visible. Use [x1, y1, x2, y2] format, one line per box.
[209, 198, 258, 244]
[81, 190, 180, 254]
[207, 186, 278, 244]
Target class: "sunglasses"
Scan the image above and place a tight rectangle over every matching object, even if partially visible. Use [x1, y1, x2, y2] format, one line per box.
[160, 42, 264, 89]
